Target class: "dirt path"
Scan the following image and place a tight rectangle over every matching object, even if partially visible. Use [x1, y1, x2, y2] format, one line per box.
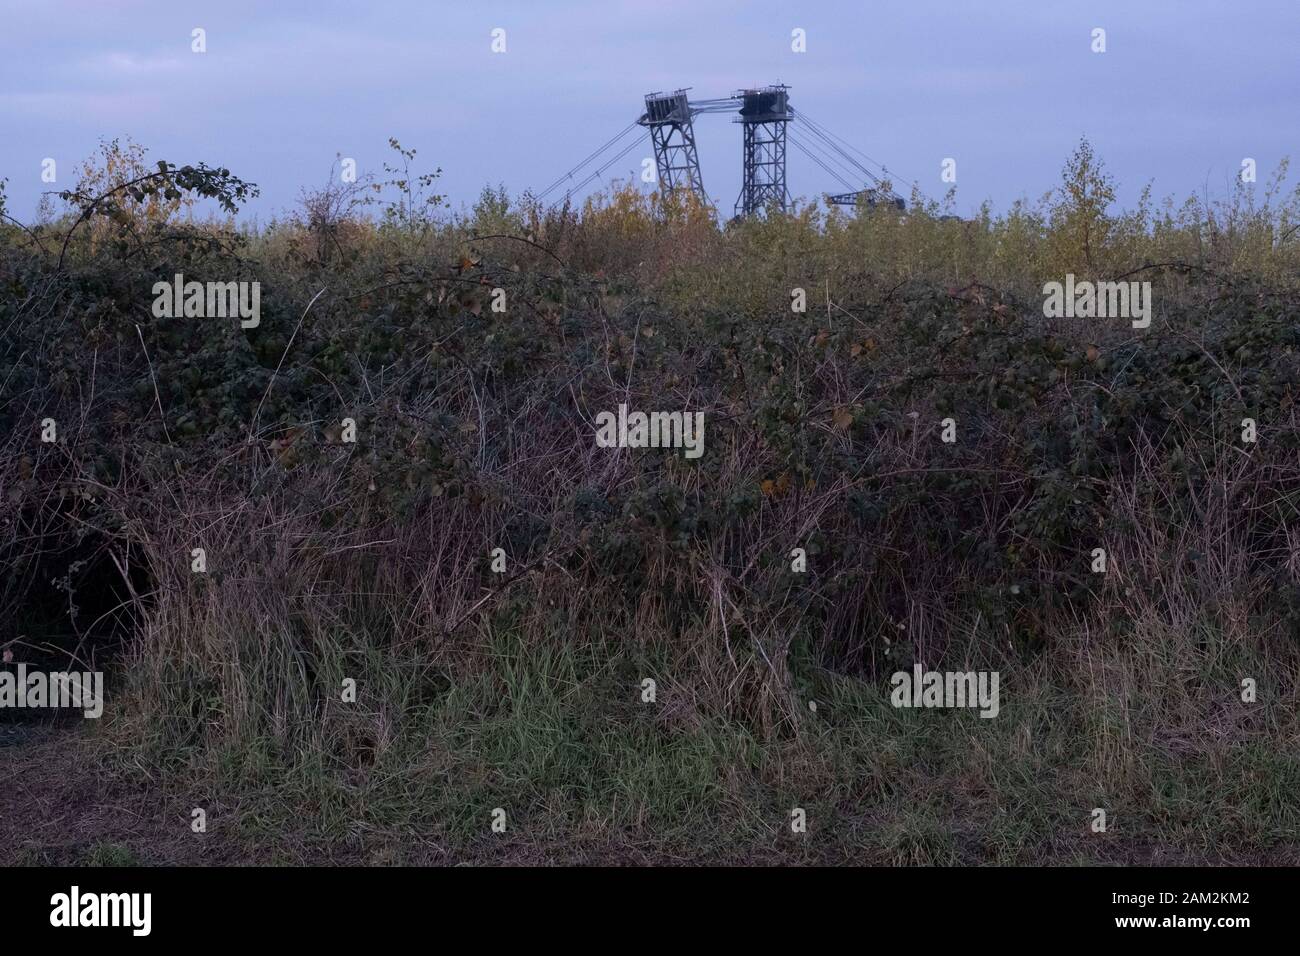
[0, 724, 196, 866]
[0, 726, 746, 866]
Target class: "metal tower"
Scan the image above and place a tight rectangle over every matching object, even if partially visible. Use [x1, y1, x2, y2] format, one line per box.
[734, 86, 792, 217]
[638, 90, 705, 199]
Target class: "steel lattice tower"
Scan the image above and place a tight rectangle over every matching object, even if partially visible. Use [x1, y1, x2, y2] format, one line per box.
[734, 86, 791, 218]
[638, 90, 705, 199]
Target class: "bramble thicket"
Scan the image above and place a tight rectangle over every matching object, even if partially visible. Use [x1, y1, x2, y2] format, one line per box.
[2, 137, 1299, 863]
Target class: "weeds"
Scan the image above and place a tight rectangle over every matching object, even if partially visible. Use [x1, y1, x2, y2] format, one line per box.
[2, 138, 1298, 863]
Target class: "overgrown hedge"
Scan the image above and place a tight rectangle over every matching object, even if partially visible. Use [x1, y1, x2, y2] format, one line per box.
[4, 209, 1299, 709]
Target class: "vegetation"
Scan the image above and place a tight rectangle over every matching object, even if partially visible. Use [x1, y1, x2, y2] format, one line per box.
[2, 137, 1299, 864]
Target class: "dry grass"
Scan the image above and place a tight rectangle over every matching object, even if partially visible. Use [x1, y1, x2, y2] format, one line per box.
[3, 143, 1300, 863]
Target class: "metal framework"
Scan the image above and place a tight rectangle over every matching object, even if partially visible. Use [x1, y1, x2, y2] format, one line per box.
[542, 83, 914, 220]
[638, 90, 705, 198]
[827, 188, 906, 211]
[733, 86, 792, 218]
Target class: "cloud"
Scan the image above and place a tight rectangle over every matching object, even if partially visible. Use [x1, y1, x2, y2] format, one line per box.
[81, 51, 186, 77]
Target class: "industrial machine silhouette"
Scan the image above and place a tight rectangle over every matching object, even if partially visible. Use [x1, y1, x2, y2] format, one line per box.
[534, 85, 910, 218]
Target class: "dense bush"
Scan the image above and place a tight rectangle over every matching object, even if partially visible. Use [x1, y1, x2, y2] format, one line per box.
[2, 139, 1298, 771]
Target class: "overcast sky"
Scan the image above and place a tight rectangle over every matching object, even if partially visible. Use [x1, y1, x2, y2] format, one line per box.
[1, 0, 1297, 223]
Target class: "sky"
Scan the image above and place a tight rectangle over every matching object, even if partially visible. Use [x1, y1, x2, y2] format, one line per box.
[1, 0, 1297, 223]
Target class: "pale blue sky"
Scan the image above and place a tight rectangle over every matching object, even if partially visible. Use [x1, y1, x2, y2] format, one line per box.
[1, 0, 1296, 222]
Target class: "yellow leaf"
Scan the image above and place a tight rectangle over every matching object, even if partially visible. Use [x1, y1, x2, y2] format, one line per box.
[833, 407, 854, 431]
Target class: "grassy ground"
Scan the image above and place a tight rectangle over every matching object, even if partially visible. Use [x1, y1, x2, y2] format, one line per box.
[5, 614, 1297, 866]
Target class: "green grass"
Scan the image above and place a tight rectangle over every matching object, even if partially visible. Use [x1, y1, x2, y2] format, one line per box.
[82, 842, 141, 867]
[87, 615, 1300, 865]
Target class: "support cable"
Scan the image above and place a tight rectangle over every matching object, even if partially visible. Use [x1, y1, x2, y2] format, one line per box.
[548, 133, 647, 212]
[795, 109, 891, 179]
[787, 133, 856, 192]
[795, 108, 924, 200]
[790, 127, 873, 192]
[798, 117, 886, 188]
[535, 121, 641, 201]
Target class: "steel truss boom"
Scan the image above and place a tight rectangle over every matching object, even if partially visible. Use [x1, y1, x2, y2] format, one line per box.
[535, 85, 919, 217]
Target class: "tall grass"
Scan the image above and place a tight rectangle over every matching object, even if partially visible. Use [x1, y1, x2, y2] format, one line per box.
[2, 141, 1299, 861]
